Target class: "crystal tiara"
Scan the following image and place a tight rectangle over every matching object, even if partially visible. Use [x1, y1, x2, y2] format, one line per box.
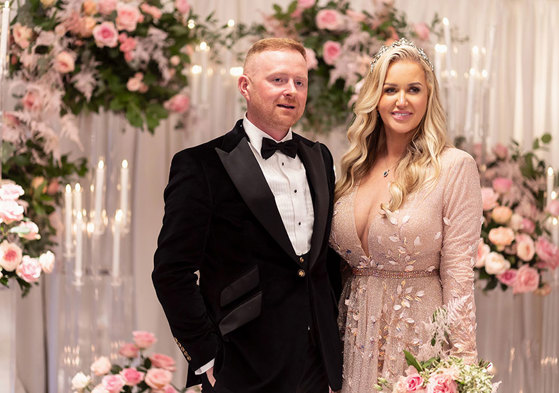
[370, 38, 434, 72]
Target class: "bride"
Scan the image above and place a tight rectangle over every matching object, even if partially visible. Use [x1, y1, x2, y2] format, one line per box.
[330, 38, 482, 392]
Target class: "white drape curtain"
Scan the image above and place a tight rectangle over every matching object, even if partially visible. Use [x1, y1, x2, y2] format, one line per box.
[12, 0, 559, 392]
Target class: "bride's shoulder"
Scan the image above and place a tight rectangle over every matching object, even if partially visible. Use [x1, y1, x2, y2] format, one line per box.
[439, 147, 476, 169]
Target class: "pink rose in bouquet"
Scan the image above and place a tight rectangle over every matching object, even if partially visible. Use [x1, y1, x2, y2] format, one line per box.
[116, 4, 144, 32]
[316, 9, 344, 30]
[323, 40, 342, 65]
[476, 241, 490, 268]
[497, 268, 518, 286]
[19, 221, 40, 240]
[93, 22, 119, 48]
[91, 356, 112, 376]
[22, 90, 42, 112]
[145, 368, 173, 390]
[119, 342, 140, 358]
[82, 0, 98, 16]
[305, 48, 318, 70]
[403, 373, 425, 391]
[98, 0, 117, 15]
[481, 187, 499, 211]
[133, 330, 157, 349]
[102, 374, 126, 393]
[521, 218, 535, 234]
[515, 233, 535, 261]
[513, 265, 539, 294]
[492, 177, 513, 194]
[547, 200, 559, 216]
[491, 206, 512, 224]
[0, 241, 23, 271]
[164, 94, 190, 113]
[121, 367, 145, 385]
[141, 4, 163, 20]
[54, 51, 76, 74]
[0, 200, 24, 224]
[0, 183, 24, 200]
[535, 237, 559, 269]
[12, 23, 33, 49]
[16, 255, 42, 283]
[488, 227, 514, 250]
[175, 0, 190, 15]
[426, 372, 458, 393]
[493, 143, 508, 159]
[150, 353, 177, 371]
[298, 0, 315, 10]
[413, 22, 430, 40]
[484, 252, 510, 275]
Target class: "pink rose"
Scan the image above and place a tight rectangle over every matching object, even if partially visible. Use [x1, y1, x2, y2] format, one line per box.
[22, 90, 42, 112]
[54, 51, 75, 74]
[164, 386, 179, 393]
[515, 233, 535, 261]
[304, 47, 318, 70]
[476, 241, 490, 268]
[124, 51, 134, 62]
[509, 213, 523, 231]
[497, 268, 518, 286]
[316, 9, 344, 30]
[323, 40, 341, 65]
[481, 187, 499, 211]
[144, 368, 173, 390]
[120, 37, 137, 53]
[488, 227, 515, 250]
[0, 200, 24, 224]
[150, 353, 176, 371]
[404, 373, 424, 391]
[546, 200, 559, 216]
[93, 22, 119, 48]
[535, 237, 559, 269]
[119, 342, 139, 358]
[522, 218, 535, 234]
[491, 205, 512, 224]
[80, 17, 97, 38]
[141, 3, 163, 20]
[39, 251, 55, 273]
[175, 0, 190, 14]
[98, 0, 117, 15]
[414, 22, 430, 40]
[164, 94, 190, 113]
[297, 0, 315, 9]
[346, 9, 366, 23]
[426, 372, 457, 393]
[116, 4, 143, 32]
[91, 356, 112, 376]
[18, 221, 40, 240]
[170, 56, 180, 66]
[493, 143, 508, 159]
[484, 252, 510, 275]
[82, 0, 97, 15]
[102, 374, 126, 393]
[132, 330, 157, 349]
[120, 368, 144, 386]
[16, 255, 42, 283]
[12, 23, 33, 49]
[0, 241, 23, 271]
[0, 183, 24, 201]
[513, 265, 540, 294]
[492, 177, 513, 194]
[127, 77, 143, 93]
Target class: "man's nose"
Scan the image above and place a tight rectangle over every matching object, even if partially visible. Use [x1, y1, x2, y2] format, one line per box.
[285, 80, 297, 95]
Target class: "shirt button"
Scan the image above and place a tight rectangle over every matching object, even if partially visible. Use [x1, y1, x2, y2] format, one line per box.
[294, 189, 297, 193]
[281, 162, 284, 166]
[298, 269, 306, 277]
[298, 222, 301, 226]
[299, 256, 304, 263]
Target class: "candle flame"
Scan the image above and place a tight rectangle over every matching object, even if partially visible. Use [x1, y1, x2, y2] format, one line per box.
[187, 19, 195, 29]
[435, 44, 447, 54]
[553, 217, 558, 226]
[66, 184, 72, 193]
[472, 46, 479, 55]
[115, 209, 124, 222]
[191, 65, 202, 74]
[75, 183, 81, 192]
[443, 17, 449, 26]
[552, 191, 557, 200]
[122, 159, 128, 168]
[87, 222, 94, 235]
[548, 167, 554, 176]
[98, 160, 104, 169]
[227, 19, 235, 28]
[199, 42, 208, 51]
[230, 66, 243, 77]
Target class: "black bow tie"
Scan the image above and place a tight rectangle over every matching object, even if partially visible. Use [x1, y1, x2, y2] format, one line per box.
[260, 138, 298, 159]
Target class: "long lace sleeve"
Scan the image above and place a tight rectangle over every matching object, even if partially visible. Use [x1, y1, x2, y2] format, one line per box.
[440, 152, 482, 363]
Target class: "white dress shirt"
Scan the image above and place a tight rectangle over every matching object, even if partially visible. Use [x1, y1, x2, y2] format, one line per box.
[195, 118, 315, 375]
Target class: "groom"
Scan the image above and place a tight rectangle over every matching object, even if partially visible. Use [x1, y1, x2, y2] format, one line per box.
[152, 38, 342, 393]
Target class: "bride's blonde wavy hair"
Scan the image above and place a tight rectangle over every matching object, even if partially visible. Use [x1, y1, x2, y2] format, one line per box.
[335, 42, 449, 213]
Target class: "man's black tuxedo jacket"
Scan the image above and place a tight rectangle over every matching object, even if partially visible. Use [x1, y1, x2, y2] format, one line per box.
[153, 120, 343, 392]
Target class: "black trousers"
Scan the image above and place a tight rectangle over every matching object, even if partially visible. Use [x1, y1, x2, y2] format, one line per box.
[201, 332, 329, 393]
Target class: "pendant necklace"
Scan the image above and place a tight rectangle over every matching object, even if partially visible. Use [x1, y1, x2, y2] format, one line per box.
[383, 169, 390, 178]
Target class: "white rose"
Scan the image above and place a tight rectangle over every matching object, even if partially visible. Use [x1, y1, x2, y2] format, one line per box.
[509, 213, 523, 231]
[484, 252, 511, 275]
[90, 356, 112, 376]
[39, 250, 55, 273]
[71, 372, 91, 390]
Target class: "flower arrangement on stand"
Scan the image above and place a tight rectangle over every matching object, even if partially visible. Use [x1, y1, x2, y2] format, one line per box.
[228, 0, 441, 134]
[473, 134, 559, 293]
[71, 331, 201, 393]
[0, 181, 56, 295]
[375, 300, 500, 393]
[9, 0, 219, 134]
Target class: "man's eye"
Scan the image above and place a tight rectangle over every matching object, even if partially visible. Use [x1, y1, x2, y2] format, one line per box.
[273, 78, 284, 83]
[296, 81, 306, 87]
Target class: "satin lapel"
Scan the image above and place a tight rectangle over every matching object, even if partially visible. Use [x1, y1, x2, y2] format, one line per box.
[215, 138, 298, 262]
[297, 140, 329, 269]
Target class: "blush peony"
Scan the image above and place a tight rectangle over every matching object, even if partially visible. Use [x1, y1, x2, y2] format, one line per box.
[144, 368, 173, 390]
[93, 22, 119, 48]
[0, 241, 23, 271]
[488, 226, 514, 250]
[132, 330, 157, 349]
[513, 265, 539, 294]
[16, 256, 42, 283]
[322, 40, 342, 65]
[316, 9, 344, 30]
[484, 252, 510, 275]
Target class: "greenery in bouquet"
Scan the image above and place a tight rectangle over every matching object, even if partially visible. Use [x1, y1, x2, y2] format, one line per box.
[71, 330, 200, 393]
[0, 181, 57, 296]
[473, 134, 559, 293]
[227, 0, 442, 134]
[9, 0, 219, 133]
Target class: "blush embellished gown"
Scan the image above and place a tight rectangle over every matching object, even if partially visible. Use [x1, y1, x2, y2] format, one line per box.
[330, 148, 482, 392]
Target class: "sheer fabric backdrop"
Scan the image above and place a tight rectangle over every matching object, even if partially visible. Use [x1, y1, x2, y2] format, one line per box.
[12, 0, 558, 392]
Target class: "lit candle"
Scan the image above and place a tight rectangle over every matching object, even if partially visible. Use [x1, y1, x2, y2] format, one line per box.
[485, 26, 496, 80]
[547, 167, 555, 206]
[73, 183, 82, 218]
[190, 65, 201, 106]
[0, 1, 10, 77]
[442, 18, 453, 133]
[442, 18, 453, 78]
[224, 19, 235, 81]
[94, 159, 105, 232]
[464, 46, 479, 141]
[434, 44, 444, 84]
[112, 210, 123, 280]
[64, 184, 73, 256]
[120, 160, 129, 227]
[199, 42, 209, 104]
[75, 210, 83, 282]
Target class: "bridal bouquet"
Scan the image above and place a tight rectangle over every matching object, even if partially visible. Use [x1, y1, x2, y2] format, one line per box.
[0, 181, 56, 296]
[473, 134, 559, 293]
[9, 0, 217, 134]
[230, 0, 441, 133]
[71, 331, 200, 393]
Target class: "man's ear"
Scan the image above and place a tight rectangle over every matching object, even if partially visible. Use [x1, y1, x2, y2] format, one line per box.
[238, 75, 250, 100]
